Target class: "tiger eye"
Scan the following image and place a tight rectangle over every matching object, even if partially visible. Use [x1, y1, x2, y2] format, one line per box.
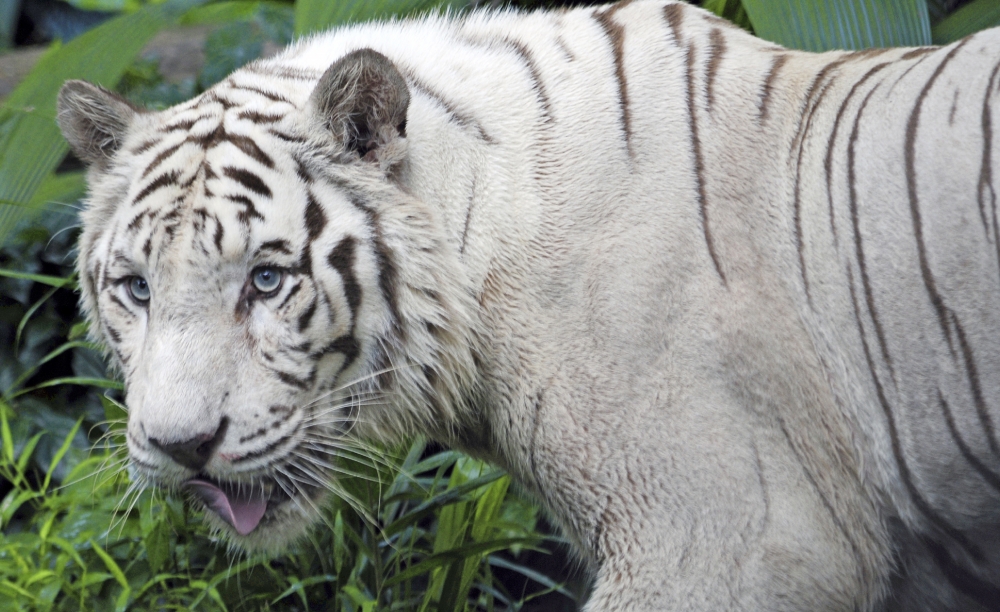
[128, 277, 150, 302]
[252, 267, 283, 294]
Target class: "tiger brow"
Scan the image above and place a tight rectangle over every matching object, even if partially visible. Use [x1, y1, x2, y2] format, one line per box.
[255, 240, 293, 257]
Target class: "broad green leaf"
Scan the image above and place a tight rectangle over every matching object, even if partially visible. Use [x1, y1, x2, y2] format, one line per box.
[932, 0, 1000, 44]
[182, 1, 267, 25]
[27, 171, 86, 214]
[0, 0, 206, 247]
[741, 0, 931, 51]
[144, 519, 171, 575]
[294, 0, 469, 37]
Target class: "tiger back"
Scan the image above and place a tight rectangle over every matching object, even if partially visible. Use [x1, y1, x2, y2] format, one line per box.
[56, 1, 1000, 610]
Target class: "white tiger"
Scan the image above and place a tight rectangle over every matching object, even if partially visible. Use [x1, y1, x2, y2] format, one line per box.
[56, 0, 1000, 609]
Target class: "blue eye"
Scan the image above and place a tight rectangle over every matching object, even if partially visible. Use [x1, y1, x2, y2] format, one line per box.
[252, 267, 283, 294]
[128, 277, 150, 302]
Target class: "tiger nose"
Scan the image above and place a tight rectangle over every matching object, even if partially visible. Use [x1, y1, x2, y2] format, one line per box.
[148, 417, 229, 472]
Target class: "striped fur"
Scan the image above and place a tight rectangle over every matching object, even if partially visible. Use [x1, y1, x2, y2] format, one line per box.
[57, 1, 1000, 609]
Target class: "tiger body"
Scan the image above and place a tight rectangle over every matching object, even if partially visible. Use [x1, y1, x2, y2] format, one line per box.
[56, 1, 1000, 610]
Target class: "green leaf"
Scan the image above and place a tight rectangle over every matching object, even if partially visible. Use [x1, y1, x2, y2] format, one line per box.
[294, 0, 468, 37]
[0, 0, 207, 248]
[383, 537, 543, 588]
[88, 539, 129, 589]
[10, 377, 123, 400]
[931, 0, 1000, 44]
[15, 432, 45, 478]
[740, 0, 931, 51]
[5, 341, 98, 398]
[0, 402, 14, 464]
[43, 417, 83, 492]
[144, 519, 171, 575]
[0, 269, 74, 288]
[27, 171, 86, 214]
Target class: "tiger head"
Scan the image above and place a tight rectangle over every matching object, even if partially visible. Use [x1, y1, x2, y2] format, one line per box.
[57, 49, 479, 552]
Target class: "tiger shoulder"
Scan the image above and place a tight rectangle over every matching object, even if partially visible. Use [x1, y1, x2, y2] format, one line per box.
[56, 1, 1000, 610]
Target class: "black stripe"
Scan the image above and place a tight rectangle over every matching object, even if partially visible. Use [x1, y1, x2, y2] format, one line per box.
[102, 320, 121, 344]
[460, 176, 477, 255]
[297, 297, 317, 332]
[277, 282, 302, 310]
[108, 293, 132, 314]
[495, 36, 553, 118]
[223, 167, 272, 198]
[213, 217, 225, 253]
[662, 3, 684, 47]
[228, 134, 274, 168]
[268, 129, 306, 143]
[131, 138, 160, 154]
[225, 194, 265, 225]
[236, 109, 285, 123]
[160, 117, 203, 133]
[132, 170, 180, 206]
[313, 335, 360, 376]
[258, 239, 291, 255]
[327, 236, 362, 322]
[759, 54, 788, 122]
[685, 42, 726, 285]
[274, 369, 311, 390]
[141, 142, 184, 179]
[294, 155, 314, 183]
[938, 391, 1000, 493]
[846, 265, 981, 561]
[227, 84, 292, 104]
[402, 69, 495, 144]
[305, 192, 326, 240]
[593, 5, 633, 158]
[705, 28, 726, 112]
[824, 63, 891, 248]
[950, 311, 1000, 456]
[979, 60, 1000, 266]
[793, 76, 836, 305]
[922, 535, 1000, 610]
[905, 41, 970, 355]
[847, 85, 895, 380]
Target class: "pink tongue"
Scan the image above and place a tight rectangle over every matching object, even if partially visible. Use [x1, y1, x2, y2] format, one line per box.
[185, 479, 267, 535]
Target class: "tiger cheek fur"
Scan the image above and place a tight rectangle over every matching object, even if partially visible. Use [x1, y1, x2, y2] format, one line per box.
[56, 1, 1000, 610]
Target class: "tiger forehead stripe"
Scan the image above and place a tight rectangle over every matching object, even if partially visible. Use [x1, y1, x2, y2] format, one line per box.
[222, 167, 272, 198]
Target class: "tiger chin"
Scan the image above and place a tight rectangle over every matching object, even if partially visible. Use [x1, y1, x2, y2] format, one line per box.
[57, 1, 1000, 610]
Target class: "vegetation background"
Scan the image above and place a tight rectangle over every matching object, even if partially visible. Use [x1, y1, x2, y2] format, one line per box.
[0, 0, 997, 610]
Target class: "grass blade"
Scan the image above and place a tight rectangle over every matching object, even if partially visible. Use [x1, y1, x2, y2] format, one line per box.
[931, 0, 1000, 44]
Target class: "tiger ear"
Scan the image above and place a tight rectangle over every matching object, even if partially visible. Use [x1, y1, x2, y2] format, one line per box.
[57, 80, 140, 170]
[308, 48, 409, 166]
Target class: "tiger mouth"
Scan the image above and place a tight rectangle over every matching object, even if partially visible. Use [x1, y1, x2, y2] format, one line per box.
[184, 474, 301, 535]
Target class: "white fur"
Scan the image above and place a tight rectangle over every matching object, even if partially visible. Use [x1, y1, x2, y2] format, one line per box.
[58, 1, 1000, 609]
